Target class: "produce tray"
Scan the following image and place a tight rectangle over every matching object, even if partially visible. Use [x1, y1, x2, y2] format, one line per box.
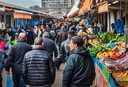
[111, 72, 128, 87]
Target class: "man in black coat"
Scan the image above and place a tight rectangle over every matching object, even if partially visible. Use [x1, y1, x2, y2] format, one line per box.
[55, 30, 76, 70]
[63, 36, 95, 87]
[7, 27, 15, 42]
[6, 33, 32, 87]
[26, 28, 36, 45]
[55, 26, 68, 50]
[60, 30, 76, 62]
[43, 32, 58, 59]
[22, 37, 55, 87]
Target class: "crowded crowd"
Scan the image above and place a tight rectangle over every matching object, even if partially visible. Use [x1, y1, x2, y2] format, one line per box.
[0, 19, 98, 87]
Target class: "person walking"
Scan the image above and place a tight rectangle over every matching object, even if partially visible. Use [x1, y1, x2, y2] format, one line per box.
[26, 28, 36, 45]
[60, 30, 76, 62]
[55, 30, 76, 70]
[6, 33, 32, 87]
[22, 37, 56, 87]
[63, 36, 95, 87]
[43, 32, 58, 59]
[55, 26, 68, 52]
[7, 27, 15, 42]
[0, 48, 4, 87]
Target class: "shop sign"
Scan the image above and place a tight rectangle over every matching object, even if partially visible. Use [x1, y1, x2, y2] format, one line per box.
[98, 1, 108, 13]
[14, 13, 31, 19]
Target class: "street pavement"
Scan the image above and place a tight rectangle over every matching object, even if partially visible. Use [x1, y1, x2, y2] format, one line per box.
[2, 63, 95, 87]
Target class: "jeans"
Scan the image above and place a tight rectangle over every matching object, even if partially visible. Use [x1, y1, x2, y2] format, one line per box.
[13, 73, 26, 87]
[0, 73, 2, 87]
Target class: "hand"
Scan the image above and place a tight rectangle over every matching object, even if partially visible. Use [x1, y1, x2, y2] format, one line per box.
[6, 71, 10, 74]
[54, 57, 57, 60]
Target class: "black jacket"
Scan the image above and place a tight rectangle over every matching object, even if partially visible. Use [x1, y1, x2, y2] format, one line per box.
[63, 46, 95, 87]
[22, 46, 56, 86]
[6, 40, 32, 74]
[43, 37, 58, 57]
[26, 31, 36, 45]
[60, 38, 71, 61]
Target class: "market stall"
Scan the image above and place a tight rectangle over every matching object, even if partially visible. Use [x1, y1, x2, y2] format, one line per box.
[88, 32, 128, 87]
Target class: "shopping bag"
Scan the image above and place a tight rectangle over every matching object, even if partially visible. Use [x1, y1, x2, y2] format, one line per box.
[6, 74, 13, 87]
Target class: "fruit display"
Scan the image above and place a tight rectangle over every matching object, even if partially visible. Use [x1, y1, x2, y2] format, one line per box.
[89, 45, 114, 56]
[88, 37, 98, 40]
[105, 53, 126, 61]
[88, 33, 127, 87]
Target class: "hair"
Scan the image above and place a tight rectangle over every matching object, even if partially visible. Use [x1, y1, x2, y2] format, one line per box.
[34, 37, 43, 45]
[43, 32, 49, 37]
[71, 36, 84, 47]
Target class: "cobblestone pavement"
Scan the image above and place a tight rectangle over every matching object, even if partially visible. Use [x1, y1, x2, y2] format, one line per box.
[2, 63, 95, 87]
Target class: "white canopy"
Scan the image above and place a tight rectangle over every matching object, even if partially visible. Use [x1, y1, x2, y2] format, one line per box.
[67, 0, 79, 17]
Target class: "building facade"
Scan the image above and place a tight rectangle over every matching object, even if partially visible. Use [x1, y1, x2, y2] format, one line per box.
[41, 0, 74, 18]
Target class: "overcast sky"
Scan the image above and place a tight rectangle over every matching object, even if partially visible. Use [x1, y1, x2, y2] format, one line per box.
[0, 0, 42, 8]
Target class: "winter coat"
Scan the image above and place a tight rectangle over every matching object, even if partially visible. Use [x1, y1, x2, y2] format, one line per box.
[60, 38, 71, 61]
[0, 48, 4, 73]
[26, 31, 36, 45]
[5, 40, 32, 74]
[63, 46, 95, 87]
[22, 46, 56, 86]
[55, 31, 68, 46]
[43, 37, 58, 58]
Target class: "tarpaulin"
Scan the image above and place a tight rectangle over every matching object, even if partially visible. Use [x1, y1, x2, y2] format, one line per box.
[30, 20, 39, 26]
[115, 19, 124, 33]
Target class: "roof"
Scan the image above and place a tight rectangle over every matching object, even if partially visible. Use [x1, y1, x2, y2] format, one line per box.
[0, 1, 55, 18]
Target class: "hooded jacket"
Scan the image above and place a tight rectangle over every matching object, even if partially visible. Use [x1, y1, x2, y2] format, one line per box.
[6, 40, 32, 74]
[63, 46, 95, 87]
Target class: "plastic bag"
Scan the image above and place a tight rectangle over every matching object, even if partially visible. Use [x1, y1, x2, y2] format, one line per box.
[6, 74, 13, 87]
